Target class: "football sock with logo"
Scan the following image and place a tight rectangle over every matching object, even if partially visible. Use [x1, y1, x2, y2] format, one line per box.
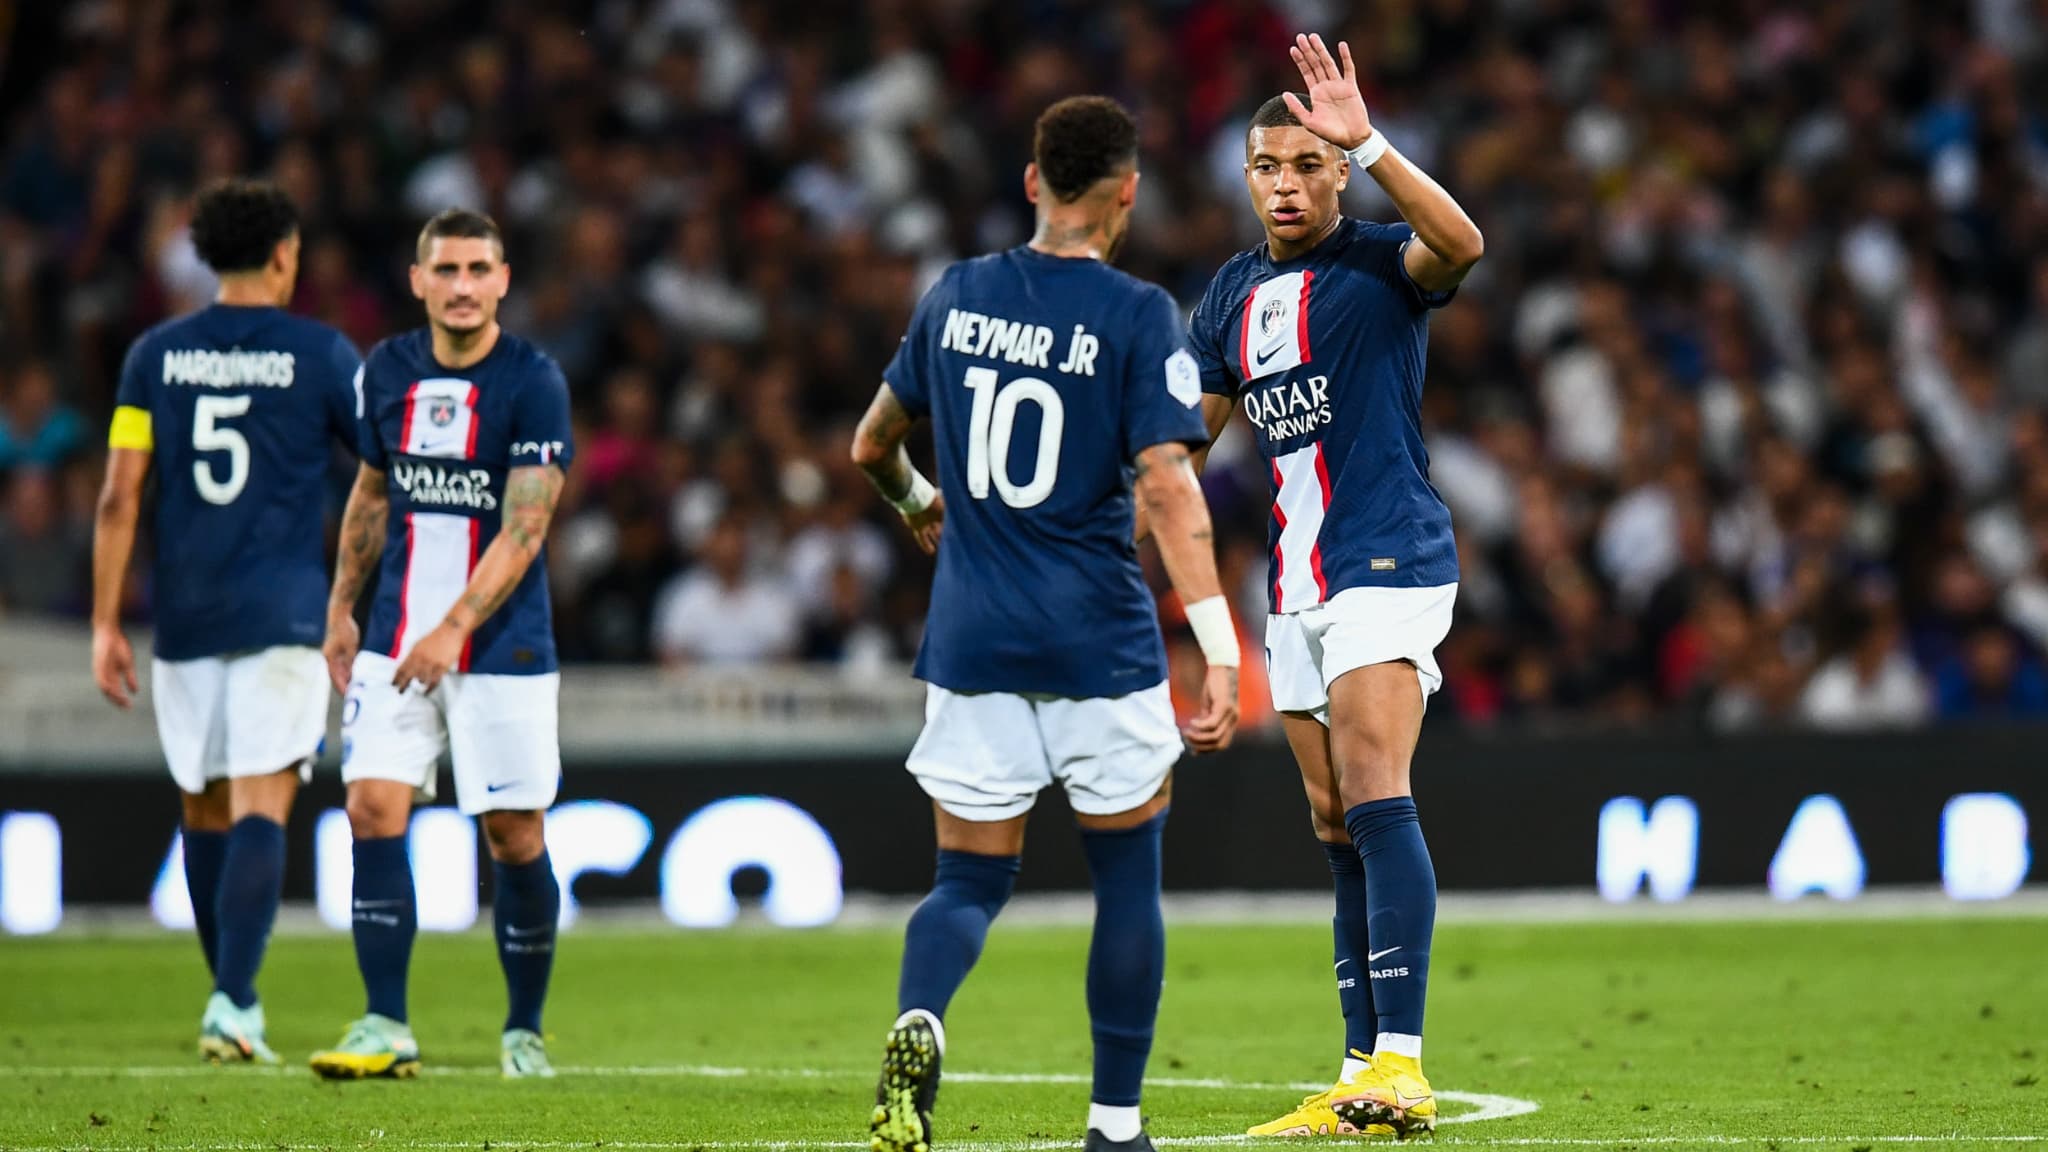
[493, 851, 560, 1034]
[351, 835, 416, 1023]
[897, 849, 1021, 1018]
[1323, 839, 1377, 1074]
[1081, 811, 1167, 1114]
[1345, 795, 1435, 1058]
[212, 816, 286, 1010]
[181, 827, 228, 977]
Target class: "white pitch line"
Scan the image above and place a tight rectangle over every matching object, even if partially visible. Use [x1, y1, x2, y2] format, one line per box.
[28, 1123, 2048, 1139]
[0, 1062, 1537, 1126]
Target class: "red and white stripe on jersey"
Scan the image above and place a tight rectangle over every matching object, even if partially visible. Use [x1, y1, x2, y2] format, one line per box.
[391, 377, 485, 670]
[1238, 270, 1314, 382]
[1269, 442, 1332, 613]
[397, 377, 482, 460]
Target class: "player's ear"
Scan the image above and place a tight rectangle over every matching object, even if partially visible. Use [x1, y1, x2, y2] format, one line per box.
[408, 263, 426, 301]
[1023, 162, 1041, 206]
[1119, 169, 1139, 210]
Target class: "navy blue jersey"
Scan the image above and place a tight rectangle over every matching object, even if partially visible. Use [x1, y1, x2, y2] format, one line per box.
[1190, 217, 1460, 612]
[112, 304, 361, 661]
[357, 329, 573, 676]
[886, 247, 1210, 699]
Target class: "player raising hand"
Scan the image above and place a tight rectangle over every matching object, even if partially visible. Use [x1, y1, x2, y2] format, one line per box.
[1187, 32, 1483, 1140]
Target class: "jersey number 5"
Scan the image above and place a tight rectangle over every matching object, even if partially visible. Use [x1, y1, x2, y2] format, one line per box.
[962, 367, 1063, 509]
[192, 394, 251, 505]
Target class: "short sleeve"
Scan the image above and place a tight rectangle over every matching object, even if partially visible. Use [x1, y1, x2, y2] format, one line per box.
[328, 332, 365, 455]
[1357, 221, 1457, 312]
[1122, 286, 1213, 461]
[508, 356, 575, 470]
[882, 271, 948, 418]
[355, 345, 390, 469]
[108, 338, 154, 451]
[1188, 270, 1238, 397]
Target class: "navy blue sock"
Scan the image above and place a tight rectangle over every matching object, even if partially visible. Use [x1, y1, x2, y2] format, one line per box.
[493, 851, 560, 1034]
[1081, 811, 1167, 1108]
[1323, 840, 1376, 1060]
[1345, 796, 1436, 1042]
[897, 849, 1020, 1018]
[351, 835, 416, 1023]
[212, 816, 285, 1009]
[181, 828, 228, 978]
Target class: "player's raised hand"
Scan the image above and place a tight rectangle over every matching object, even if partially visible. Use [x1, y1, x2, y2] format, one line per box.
[323, 611, 361, 696]
[1282, 33, 1374, 152]
[391, 621, 465, 694]
[92, 625, 139, 709]
[902, 490, 945, 556]
[1183, 664, 1241, 754]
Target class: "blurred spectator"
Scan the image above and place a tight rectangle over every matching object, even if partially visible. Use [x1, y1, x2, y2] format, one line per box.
[1799, 605, 1932, 730]
[652, 514, 800, 665]
[0, 361, 85, 470]
[0, 469, 88, 616]
[1932, 624, 2048, 719]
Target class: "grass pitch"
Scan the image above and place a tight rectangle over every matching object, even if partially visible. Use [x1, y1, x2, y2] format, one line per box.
[0, 915, 2043, 1149]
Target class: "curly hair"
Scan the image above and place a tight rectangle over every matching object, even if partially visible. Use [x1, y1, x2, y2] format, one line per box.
[415, 207, 505, 263]
[1032, 96, 1138, 203]
[188, 180, 299, 274]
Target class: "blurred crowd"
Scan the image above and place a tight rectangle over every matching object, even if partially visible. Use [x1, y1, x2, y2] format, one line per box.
[6, 0, 2048, 733]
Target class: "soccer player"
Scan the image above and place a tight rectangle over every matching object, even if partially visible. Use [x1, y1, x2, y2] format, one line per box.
[311, 208, 573, 1080]
[1185, 35, 1483, 1139]
[856, 96, 1242, 1152]
[90, 179, 362, 1063]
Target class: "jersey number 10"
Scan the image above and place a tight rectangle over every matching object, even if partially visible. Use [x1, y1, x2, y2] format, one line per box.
[191, 394, 251, 506]
[962, 367, 1064, 510]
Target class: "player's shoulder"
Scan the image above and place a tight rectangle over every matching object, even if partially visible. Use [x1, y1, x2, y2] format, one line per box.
[363, 327, 430, 373]
[1192, 246, 1265, 324]
[1339, 216, 1416, 257]
[494, 330, 569, 390]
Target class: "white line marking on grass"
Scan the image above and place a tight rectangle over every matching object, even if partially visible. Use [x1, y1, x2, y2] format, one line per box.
[28, 1137, 2048, 1151]
[0, 1063, 1531, 1124]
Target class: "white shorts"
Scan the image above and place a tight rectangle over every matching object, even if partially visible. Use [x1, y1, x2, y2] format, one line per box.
[907, 682, 1181, 822]
[340, 650, 562, 816]
[153, 646, 329, 794]
[1266, 583, 1458, 725]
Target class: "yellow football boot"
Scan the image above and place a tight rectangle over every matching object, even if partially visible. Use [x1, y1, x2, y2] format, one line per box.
[1328, 1051, 1436, 1139]
[1247, 1053, 1396, 1137]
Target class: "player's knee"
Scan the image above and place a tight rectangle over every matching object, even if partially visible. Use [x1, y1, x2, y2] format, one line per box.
[181, 784, 232, 833]
[1330, 734, 1410, 803]
[345, 786, 408, 839]
[1308, 805, 1348, 843]
[481, 811, 545, 864]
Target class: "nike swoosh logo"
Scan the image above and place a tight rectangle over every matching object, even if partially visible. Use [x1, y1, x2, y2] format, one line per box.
[1334, 958, 1353, 970]
[505, 924, 551, 938]
[486, 781, 516, 792]
[353, 899, 406, 910]
[1366, 947, 1402, 962]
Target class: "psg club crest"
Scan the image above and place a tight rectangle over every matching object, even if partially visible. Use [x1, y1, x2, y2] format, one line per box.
[1260, 297, 1287, 336]
[429, 398, 457, 427]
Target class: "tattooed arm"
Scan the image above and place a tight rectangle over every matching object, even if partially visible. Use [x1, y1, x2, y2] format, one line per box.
[1133, 440, 1241, 753]
[323, 462, 390, 693]
[389, 464, 566, 693]
[850, 382, 944, 555]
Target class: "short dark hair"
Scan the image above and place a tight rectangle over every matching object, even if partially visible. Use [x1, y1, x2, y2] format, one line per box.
[415, 207, 504, 263]
[189, 180, 298, 274]
[1251, 93, 1307, 131]
[1033, 96, 1138, 203]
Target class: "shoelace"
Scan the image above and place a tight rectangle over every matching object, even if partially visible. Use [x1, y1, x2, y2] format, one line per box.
[342, 1022, 384, 1052]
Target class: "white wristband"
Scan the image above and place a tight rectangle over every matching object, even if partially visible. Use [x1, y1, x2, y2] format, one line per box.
[1345, 131, 1388, 170]
[890, 470, 937, 515]
[1184, 595, 1240, 668]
